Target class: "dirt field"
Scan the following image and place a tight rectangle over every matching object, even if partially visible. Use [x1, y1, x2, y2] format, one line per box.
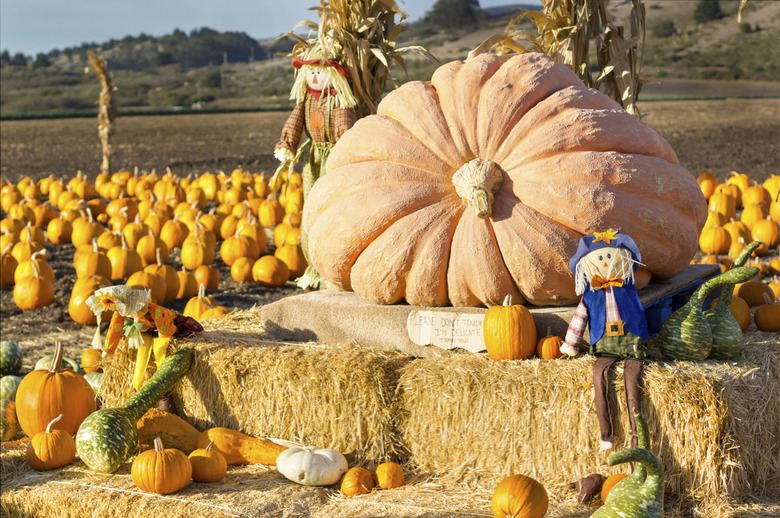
[1, 99, 778, 373]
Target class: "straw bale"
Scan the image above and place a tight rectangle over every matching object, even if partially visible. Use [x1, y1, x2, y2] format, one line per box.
[99, 327, 411, 464]
[396, 331, 780, 513]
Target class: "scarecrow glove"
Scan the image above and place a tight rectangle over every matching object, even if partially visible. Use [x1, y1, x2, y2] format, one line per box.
[274, 146, 295, 164]
[560, 341, 579, 357]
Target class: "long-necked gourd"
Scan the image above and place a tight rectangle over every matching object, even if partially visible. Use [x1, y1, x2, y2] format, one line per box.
[601, 411, 649, 503]
[76, 347, 195, 473]
[705, 240, 761, 360]
[591, 446, 664, 518]
[658, 266, 759, 361]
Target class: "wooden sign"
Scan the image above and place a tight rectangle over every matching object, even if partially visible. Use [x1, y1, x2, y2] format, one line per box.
[407, 310, 486, 353]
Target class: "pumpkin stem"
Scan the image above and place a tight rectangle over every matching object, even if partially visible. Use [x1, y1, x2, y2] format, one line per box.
[156, 248, 163, 267]
[762, 292, 773, 305]
[205, 440, 215, 451]
[452, 158, 503, 219]
[502, 294, 512, 306]
[153, 436, 165, 452]
[46, 414, 64, 433]
[50, 340, 65, 373]
[198, 283, 206, 300]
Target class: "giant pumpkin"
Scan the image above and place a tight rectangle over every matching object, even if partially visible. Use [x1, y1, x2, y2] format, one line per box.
[302, 53, 707, 306]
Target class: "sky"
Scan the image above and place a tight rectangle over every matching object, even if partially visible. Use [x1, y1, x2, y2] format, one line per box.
[0, 0, 542, 57]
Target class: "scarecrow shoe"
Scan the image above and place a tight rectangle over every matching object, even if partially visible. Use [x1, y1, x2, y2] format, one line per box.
[569, 473, 605, 504]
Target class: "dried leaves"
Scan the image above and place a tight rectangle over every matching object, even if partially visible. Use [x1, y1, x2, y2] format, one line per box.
[86, 50, 118, 174]
[471, 0, 647, 117]
[280, 0, 438, 119]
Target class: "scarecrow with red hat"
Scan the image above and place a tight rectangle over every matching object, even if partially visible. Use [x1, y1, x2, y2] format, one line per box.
[275, 41, 358, 289]
[561, 228, 650, 451]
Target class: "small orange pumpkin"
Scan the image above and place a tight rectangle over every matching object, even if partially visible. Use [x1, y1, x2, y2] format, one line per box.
[26, 414, 77, 470]
[754, 293, 780, 332]
[491, 474, 548, 518]
[340, 466, 375, 497]
[483, 295, 537, 361]
[132, 437, 192, 494]
[374, 462, 404, 489]
[188, 440, 227, 483]
[536, 329, 564, 360]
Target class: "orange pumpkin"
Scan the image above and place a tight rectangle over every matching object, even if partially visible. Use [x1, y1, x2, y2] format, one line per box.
[754, 295, 780, 332]
[483, 295, 537, 361]
[491, 474, 548, 518]
[14, 341, 96, 437]
[303, 53, 706, 307]
[252, 255, 289, 288]
[374, 462, 404, 489]
[340, 466, 375, 497]
[536, 330, 564, 360]
[737, 281, 774, 308]
[13, 261, 54, 310]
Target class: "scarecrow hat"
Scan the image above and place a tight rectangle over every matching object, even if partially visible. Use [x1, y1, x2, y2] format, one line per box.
[569, 228, 642, 274]
[291, 40, 350, 77]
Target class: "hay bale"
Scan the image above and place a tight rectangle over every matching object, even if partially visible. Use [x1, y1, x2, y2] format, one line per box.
[396, 332, 780, 514]
[99, 311, 411, 464]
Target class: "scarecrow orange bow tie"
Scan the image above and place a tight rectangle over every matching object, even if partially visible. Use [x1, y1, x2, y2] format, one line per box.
[591, 276, 624, 290]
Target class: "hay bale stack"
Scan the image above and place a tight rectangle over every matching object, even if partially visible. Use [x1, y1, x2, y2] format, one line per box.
[99, 326, 411, 464]
[396, 334, 780, 513]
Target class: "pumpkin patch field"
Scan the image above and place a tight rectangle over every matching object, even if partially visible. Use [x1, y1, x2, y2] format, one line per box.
[1, 97, 779, 518]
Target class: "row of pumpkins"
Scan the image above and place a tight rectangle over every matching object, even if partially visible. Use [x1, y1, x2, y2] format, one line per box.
[0, 339, 567, 518]
[0, 166, 308, 319]
[693, 170, 780, 333]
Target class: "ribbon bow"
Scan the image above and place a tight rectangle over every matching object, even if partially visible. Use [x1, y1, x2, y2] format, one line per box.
[591, 276, 624, 290]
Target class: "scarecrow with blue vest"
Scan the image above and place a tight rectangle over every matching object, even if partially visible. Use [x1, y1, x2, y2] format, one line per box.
[561, 229, 650, 451]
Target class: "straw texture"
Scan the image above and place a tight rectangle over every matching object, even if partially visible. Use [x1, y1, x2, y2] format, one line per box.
[13, 304, 773, 517]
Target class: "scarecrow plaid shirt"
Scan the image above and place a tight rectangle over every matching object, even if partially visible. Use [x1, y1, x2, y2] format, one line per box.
[564, 286, 621, 347]
[276, 94, 357, 154]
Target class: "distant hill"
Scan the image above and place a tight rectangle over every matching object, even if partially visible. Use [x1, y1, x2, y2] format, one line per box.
[1, 0, 777, 118]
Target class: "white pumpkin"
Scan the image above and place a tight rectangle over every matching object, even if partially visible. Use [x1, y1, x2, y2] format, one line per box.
[276, 445, 348, 486]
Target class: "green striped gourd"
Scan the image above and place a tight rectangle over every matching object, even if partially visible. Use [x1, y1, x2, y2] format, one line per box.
[76, 347, 194, 473]
[0, 375, 22, 401]
[0, 341, 22, 376]
[658, 266, 760, 361]
[705, 240, 761, 360]
[591, 446, 663, 518]
[601, 411, 650, 503]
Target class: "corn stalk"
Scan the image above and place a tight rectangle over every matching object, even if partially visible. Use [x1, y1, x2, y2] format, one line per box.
[470, 0, 646, 117]
[86, 50, 118, 174]
[281, 0, 439, 119]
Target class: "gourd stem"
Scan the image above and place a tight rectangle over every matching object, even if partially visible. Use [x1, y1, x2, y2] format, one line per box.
[50, 340, 64, 373]
[606, 447, 663, 496]
[689, 266, 759, 310]
[46, 414, 64, 433]
[715, 240, 761, 313]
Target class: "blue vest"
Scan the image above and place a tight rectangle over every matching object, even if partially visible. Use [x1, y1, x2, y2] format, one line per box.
[582, 280, 649, 345]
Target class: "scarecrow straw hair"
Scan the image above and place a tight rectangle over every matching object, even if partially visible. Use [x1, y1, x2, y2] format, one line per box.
[65, 306, 779, 516]
[470, 0, 646, 117]
[86, 50, 118, 174]
[281, 0, 438, 119]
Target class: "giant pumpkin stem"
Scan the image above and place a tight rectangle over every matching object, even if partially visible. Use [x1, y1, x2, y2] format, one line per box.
[452, 158, 503, 219]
